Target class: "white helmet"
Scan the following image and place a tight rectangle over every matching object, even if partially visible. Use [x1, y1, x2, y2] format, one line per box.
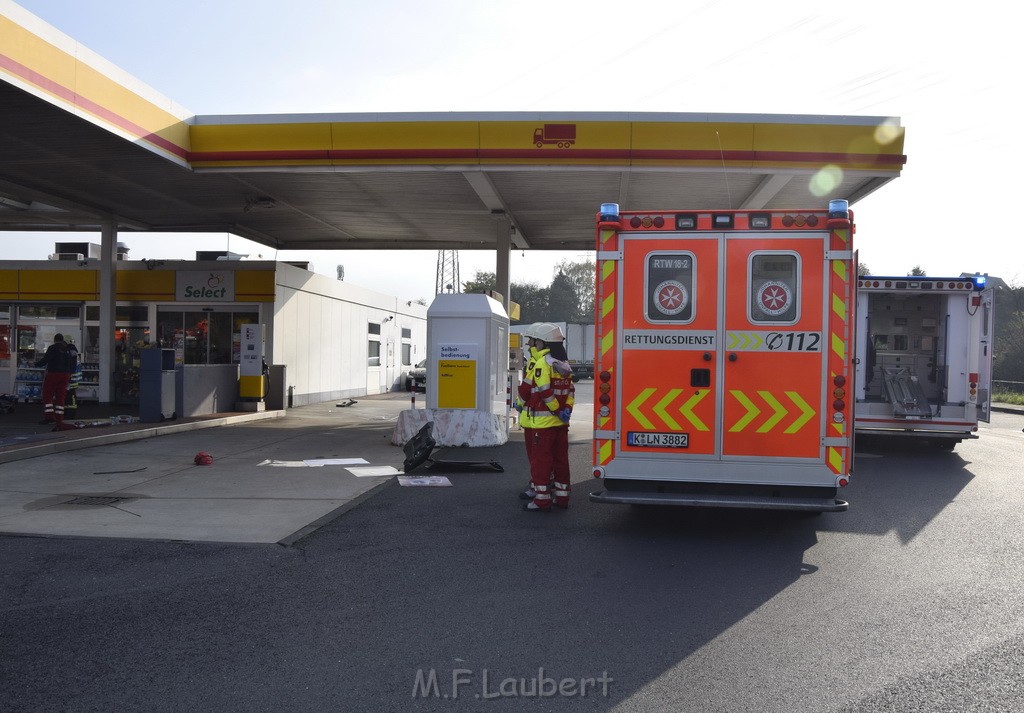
[523, 322, 565, 343]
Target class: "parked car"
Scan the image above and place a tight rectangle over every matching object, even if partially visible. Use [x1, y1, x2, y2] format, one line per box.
[406, 359, 427, 392]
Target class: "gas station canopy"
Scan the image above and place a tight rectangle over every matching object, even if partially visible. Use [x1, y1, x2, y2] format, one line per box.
[0, 5, 906, 253]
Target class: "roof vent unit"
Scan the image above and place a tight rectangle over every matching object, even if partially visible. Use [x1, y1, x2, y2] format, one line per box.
[54, 242, 102, 259]
[196, 251, 228, 261]
[49, 252, 85, 261]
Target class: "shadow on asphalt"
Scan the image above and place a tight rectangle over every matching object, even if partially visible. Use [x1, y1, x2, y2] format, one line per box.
[0, 420, 980, 712]
[819, 434, 976, 544]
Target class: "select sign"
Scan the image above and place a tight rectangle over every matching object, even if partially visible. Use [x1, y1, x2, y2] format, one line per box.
[176, 270, 235, 301]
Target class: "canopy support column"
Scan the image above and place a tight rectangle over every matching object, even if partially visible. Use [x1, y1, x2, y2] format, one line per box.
[495, 216, 512, 316]
[99, 222, 118, 403]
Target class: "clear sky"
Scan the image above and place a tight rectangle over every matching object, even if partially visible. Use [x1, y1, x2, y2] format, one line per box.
[6, 0, 1021, 300]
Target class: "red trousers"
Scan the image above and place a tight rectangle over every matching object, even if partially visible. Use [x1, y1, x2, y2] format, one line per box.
[41, 371, 70, 424]
[524, 426, 570, 508]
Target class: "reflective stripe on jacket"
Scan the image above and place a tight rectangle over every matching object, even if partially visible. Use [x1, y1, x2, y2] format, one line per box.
[516, 346, 575, 429]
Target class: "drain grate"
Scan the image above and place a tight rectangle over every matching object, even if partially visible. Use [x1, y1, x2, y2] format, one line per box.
[65, 496, 127, 506]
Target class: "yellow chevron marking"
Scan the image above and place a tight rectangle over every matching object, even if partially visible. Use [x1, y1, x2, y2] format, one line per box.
[600, 228, 615, 245]
[653, 389, 683, 430]
[601, 330, 615, 358]
[727, 332, 764, 350]
[602, 260, 616, 280]
[601, 293, 615, 318]
[678, 390, 710, 431]
[599, 440, 613, 464]
[757, 391, 788, 433]
[828, 447, 843, 473]
[626, 388, 657, 429]
[831, 332, 845, 360]
[729, 390, 760, 432]
[832, 293, 846, 320]
[833, 227, 849, 244]
[785, 391, 816, 433]
[832, 260, 848, 282]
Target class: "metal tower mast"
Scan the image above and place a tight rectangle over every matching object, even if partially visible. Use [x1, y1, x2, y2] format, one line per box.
[435, 250, 461, 295]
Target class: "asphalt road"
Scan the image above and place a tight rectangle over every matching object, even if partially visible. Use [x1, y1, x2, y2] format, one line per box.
[2, 389, 1023, 713]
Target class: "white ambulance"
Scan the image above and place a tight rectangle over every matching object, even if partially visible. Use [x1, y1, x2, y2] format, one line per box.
[854, 275, 994, 449]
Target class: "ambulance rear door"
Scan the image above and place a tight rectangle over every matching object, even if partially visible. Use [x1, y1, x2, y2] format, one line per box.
[613, 229, 838, 488]
[720, 233, 831, 486]
[978, 285, 995, 422]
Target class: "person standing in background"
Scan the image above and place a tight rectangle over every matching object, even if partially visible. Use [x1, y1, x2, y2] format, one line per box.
[35, 333, 73, 429]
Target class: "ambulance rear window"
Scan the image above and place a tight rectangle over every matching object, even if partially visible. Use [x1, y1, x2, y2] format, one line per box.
[645, 252, 695, 324]
[749, 253, 799, 324]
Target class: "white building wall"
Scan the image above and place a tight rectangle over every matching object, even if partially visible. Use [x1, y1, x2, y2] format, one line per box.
[271, 263, 427, 406]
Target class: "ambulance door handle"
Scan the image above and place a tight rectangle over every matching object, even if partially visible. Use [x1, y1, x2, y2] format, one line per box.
[728, 353, 738, 362]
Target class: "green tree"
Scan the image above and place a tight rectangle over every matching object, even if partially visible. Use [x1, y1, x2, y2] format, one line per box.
[554, 258, 596, 322]
[547, 271, 580, 323]
[908, 265, 926, 276]
[461, 270, 549, 323]
[994, 311, 1024, 382]
[857, 263, 871, 277]
[993, 280, 1024, 383]
[462, 271, 497, 296]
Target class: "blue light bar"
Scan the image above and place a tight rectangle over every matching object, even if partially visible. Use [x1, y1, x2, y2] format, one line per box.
[600, 203, 619, 221]
[973, 275, 987, 289]
[828, 199, 849, 219]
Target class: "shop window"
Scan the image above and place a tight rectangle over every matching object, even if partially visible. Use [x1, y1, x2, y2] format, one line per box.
[0, 304, 9, 369]
[749, 253, 800, 325]
[367, 321, 382, 366]
[0, 324, 10, 370]
[18, 305, 81, 320]
[86, 305, 148, 322]
[157, 309, 258, 365]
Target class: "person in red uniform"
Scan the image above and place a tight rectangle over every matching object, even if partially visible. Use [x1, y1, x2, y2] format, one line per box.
[515, 322, 575, 511]
[35, 333, 74, 429]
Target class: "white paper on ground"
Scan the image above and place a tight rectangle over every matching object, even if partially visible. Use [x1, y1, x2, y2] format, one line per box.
[257, 459, 310, 467]
[397, 476, 453, 487]
[305, 458, 370, 467]
[347, 465, 401, 477]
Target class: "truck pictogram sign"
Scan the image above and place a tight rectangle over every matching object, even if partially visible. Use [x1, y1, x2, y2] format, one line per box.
[533, 124, 576, 148]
